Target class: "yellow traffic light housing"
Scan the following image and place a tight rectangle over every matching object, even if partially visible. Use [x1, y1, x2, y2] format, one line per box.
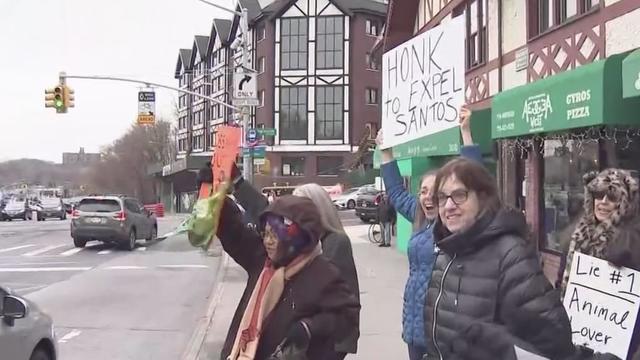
[64, 86, 75, 109]
[54, 86, 66, 113]
[45, 88, 57, 108]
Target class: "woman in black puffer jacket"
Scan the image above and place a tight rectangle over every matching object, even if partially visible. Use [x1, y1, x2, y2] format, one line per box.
[423, 157, 576, 360]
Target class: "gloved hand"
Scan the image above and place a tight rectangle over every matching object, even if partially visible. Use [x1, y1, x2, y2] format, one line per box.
[283, 320, 311, 348]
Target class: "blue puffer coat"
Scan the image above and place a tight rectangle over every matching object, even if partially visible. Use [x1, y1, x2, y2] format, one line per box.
[380, 145, 482, 348]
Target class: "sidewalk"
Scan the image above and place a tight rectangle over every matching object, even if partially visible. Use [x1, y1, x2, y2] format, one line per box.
[197, 224, 408, 359]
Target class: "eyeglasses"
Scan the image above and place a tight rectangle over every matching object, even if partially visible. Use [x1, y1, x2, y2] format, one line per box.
[591, 190, 620, 203]
[436, 189, 469, 207]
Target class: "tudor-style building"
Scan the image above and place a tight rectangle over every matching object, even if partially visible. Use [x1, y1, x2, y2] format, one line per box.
[175, 48, 193, 157]
[235, 0, 388, 189]
[380, 0, 640, 281]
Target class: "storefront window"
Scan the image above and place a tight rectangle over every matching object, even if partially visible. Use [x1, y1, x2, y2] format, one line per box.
[542, 139, 599, 252]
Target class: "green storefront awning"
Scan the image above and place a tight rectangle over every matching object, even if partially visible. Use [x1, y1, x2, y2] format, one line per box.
[492, 52, 639, 139]
[374, 108, 492, 168]
[623, 48, 640, 98]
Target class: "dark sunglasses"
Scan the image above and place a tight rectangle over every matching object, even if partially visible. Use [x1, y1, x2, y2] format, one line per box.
[436, 189, 469, 207]
[591, 190, 620, 203]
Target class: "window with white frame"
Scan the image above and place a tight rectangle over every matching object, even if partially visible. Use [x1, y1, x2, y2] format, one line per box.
[258, 57, 266, 73]
[366, 52, 379, 70]
[280, 18, 308, 70]
[315, 86, 343, 140]
[316, 16, 344, 69]
[257, 23, 266, 41]
[365, 19, 379, 36]
[279, 87, 307, 140]
[366, 88, 378, 105]
[317, 156, 342, 176]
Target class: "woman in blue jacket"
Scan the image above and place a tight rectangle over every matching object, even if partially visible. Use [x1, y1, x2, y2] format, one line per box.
[375, 107, 481, 360]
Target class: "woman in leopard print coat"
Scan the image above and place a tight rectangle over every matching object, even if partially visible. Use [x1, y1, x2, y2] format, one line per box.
[561, 168, 640, 360]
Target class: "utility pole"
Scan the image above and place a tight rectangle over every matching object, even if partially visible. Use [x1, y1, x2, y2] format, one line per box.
[196, 0, 254, 182]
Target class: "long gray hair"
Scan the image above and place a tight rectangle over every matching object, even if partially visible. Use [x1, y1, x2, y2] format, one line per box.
[293, 183, 345, 234]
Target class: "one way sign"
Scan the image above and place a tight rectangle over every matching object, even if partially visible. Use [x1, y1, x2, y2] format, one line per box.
[233, 71, 259, 106]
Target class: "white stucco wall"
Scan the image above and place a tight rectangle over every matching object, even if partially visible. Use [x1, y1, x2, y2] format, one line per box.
[501, 59, 527, 92]
[605, 6, 640, 56]
[501, 0, 527, 54]
[488, 0, 500, 61]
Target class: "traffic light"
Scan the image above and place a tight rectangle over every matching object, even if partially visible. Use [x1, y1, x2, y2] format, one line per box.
[44, 85, 66, 113]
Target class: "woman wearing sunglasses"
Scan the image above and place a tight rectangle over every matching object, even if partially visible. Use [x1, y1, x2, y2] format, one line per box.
[561, 169, 640, 360]
[423, 157, 576, 360]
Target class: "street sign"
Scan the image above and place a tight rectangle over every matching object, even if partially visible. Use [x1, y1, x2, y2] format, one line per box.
[256, 128, 277, 136]
[137, 91, 155, 125]
[232, 71, 259, 106]
[242, 146, 266, 158]
[247, 128, 258, 143]
[253, 158, 266, 165]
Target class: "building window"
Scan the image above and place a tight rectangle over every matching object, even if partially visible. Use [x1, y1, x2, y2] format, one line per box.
[366, 52, 379, 70]
[279, 87, 307, 140]
[258, 57, 266, 73]
[366, 88, 378, 105]
[179, 115, 188, 129]
[258, 90, 265, 108]
[257, 24, 266, 41]
[365, 19, 379, 36]
[282, 156, 305, 176]
[542, 139, 599, 252]
[528, 0, 599, 39]
[280, 18, 308, 70]
[316, 86, 343, 140]
[178, 138, 187, 152]
[466, 0, 488, 68]
[192, 134, 204, 151]
[317, 156, 342, 176]
[316, 16, 344, 69]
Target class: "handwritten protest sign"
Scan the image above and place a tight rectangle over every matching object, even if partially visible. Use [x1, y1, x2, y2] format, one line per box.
[211, 126, 241, 192]
[563, 252, 640, 359]
[380, 16, 465, 149]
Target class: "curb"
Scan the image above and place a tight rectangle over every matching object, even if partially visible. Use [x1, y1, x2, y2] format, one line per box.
[181, 251, 229, 360]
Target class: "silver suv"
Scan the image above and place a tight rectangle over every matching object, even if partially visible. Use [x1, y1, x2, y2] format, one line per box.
[70, 196, 158, 251]
[0, 286, 57, 360]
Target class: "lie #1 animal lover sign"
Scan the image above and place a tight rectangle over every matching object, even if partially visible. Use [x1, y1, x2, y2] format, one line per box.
[380, 16, 465, 149]
[563, 252, 640, 359]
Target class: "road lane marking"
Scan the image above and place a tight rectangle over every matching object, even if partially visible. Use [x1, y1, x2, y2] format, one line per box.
[0, 267, 92, 272]
[104, 265, 146, 270]
[97, 249, 112, 255]
[59, 248, 84, 256]
[58, 329, 82, 343]
[0, 244, 36, 254]
[157, 265, 209, 269]
[23, 245, 67, 257]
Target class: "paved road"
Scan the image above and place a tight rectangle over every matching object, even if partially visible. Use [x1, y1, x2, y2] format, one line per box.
[0, 216, 222, 360]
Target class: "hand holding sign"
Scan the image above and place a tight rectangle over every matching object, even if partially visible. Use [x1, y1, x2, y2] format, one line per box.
[375, 130, 394, 163]
[459, 105, 472, 131]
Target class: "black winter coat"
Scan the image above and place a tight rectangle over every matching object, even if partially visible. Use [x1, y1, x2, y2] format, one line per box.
[424, 209, 575, 360]
[231, 178, 361, 354]
[217, 197, 359, 360]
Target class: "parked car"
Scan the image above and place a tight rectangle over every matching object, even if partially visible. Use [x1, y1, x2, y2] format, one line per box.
[1, 200, 31, 221]
[332, 185, 378, 210]
[70, 196, 157, 250]
[36, 198, 66, 221]
[0, 285, 57, 360]
[355, 191, 384, 223]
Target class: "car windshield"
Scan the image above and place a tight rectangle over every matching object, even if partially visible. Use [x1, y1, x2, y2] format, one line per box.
[77, 199, 121, 213]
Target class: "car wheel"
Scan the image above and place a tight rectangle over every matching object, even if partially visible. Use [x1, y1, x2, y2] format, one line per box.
[125, 229, 136, 251]
[146, 226, 157, 242]
[73, 237, 87, 248]
[347, 200, 356, 209]
[29, 347, 51, 360]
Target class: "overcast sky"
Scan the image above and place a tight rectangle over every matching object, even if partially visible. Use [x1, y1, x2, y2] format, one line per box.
[0, 0, 235, 163]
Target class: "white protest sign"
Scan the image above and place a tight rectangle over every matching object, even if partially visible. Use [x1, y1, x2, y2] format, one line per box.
[380, 15, 465, 149]
[563, 252, 640, 359]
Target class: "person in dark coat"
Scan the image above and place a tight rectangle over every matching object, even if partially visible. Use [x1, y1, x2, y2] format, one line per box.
[376, 193, 395, 247]
[218, 195, 359, 360]
[560, 169, 640, 360]
[423, 157, 576, 360]
[376, 106, 481, 360]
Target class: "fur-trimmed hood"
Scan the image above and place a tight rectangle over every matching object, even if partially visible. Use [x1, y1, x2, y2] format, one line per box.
[561, 168, 640, 293]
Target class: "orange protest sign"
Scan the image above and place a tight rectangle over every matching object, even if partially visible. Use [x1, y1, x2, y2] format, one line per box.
[211, 126, 241, 192]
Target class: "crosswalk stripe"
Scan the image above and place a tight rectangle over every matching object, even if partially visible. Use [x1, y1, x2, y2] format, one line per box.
[59, 248, 84, 257]
[0, 244, 35, 254]
[23, 245, 67, 257]
[97, 249, 112, 255]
